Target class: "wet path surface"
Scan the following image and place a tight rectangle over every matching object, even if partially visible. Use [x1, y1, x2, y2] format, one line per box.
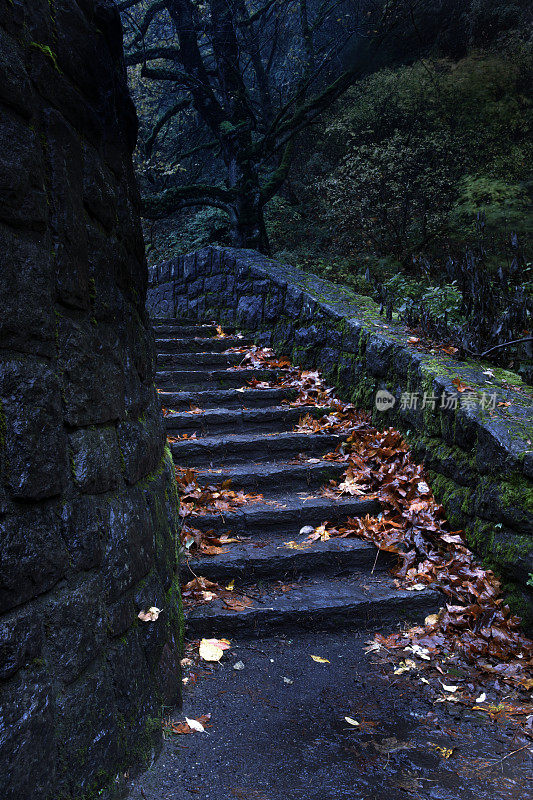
[127, 630, 532, 800]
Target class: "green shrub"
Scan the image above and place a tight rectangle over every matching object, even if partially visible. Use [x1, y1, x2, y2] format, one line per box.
[271, 46, 532, 279]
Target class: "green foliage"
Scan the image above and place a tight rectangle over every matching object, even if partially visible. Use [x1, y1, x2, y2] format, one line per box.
[145, 207, 229, 265]
[452, 175, 532, 247]
[382, 274, 463, 326]
[270, 46, 533, 272]
[322, 130, 459, 262]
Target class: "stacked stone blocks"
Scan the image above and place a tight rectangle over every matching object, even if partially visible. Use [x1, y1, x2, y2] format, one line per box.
[0, 3, 181, 799]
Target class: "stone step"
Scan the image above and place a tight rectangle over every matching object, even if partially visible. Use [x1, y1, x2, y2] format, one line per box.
[156, 367, 289, 390]
[155, 336, 243, 353]
[157, 351, 244, 369]
[181, 535, 387, 583]
[165, 405, 329, 436]
[151, 318, 440, 650]
[152, 322, 219, 337]
[188, 494, 380, 537]
[194, 459, 346, 493]
[184, 571, 439, 635]
[170, 430, 345, 467]
[157, 386, 298, 411]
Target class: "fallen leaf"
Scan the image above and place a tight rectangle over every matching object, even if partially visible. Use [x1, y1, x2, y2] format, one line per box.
[199, 638, 231, 662]
[394, 658, 417, 675]
[311, 655, 330, 664]
[405, 644, 431, 660]
[441, 684, 459, 693]
[344, 716, 360, 726]
[138, 606, 161, 622]
[452, 377, 472, 393]
[185, 717, 206, 732]
[430, 743, 454, 759]
[283, 540, 310, 550]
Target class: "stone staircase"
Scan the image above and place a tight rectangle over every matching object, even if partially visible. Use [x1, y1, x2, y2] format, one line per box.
[153, 319, 438, 637]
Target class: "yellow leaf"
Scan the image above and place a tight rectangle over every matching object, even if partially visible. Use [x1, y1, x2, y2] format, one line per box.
[311, 655, 330, 664]
[394, 658, 417, 675]
[314, 524, 330, 541]
[430, 743, 454, 759]
[200, 641, 223, 662]
[225, 579, 235, 591]
[199, 638, 231, 662]
[344, 716, 359, 726]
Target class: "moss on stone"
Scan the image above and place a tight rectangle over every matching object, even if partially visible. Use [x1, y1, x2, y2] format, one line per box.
[29, 41, 60, 71]
[352, 373, 375, 410]
[497, 473, 533, 516]
[501, 582, 533, 631]
[491, 533, 532, 567]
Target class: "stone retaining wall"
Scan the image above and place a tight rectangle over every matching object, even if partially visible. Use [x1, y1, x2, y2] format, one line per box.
[0, 3, 181, 799]
[148, 246, 533, 628]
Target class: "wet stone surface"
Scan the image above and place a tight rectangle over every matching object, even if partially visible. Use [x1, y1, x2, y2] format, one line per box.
[127, 630, 532, 800]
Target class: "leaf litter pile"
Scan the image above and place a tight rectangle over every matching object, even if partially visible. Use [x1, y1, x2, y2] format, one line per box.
[170, 331, 533, 736]
[177, 466, 262, 554]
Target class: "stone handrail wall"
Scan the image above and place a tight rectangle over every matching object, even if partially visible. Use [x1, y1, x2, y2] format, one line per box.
[0, 3, 181, 799]
[148, 246, 533, 627]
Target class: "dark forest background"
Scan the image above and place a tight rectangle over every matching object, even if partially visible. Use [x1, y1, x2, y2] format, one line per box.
[119, 0, 533, 380]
